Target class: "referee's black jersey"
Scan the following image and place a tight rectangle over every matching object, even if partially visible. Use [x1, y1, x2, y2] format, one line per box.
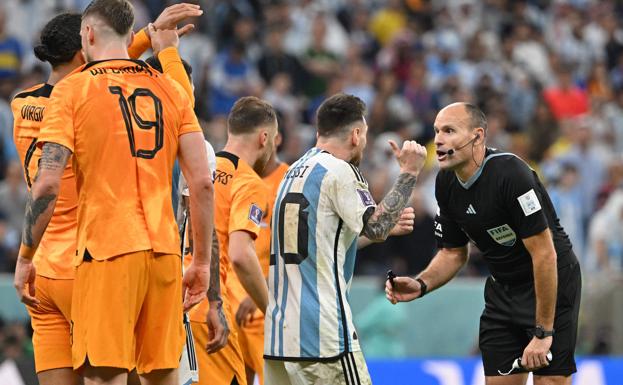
[434, 148, 576, 284]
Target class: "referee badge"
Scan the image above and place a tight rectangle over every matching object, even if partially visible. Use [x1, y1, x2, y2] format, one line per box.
[249, 203, 263, 226]
[486, 224, 517, 247]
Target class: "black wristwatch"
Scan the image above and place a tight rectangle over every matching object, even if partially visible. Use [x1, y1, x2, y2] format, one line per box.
[415, 278, 427, 298]
[534, 325, 555, 339]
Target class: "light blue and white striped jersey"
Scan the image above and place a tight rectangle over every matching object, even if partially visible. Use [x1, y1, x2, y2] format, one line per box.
[264, 147, 376, 360]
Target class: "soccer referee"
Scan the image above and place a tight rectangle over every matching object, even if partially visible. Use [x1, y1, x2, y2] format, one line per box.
[386, 102, 581, 385]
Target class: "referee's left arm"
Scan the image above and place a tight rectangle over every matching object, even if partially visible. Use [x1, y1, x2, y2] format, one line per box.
[522, 229, 557, 331]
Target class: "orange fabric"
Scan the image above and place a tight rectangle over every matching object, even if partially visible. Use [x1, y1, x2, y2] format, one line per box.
[256, 162, 289, 277]
[186, 152, 267, 323]
[128, 28, 151, 60]
[27, 276, 73, 372]
[11, 83, 77, 279]
[238, 325, 264, 382]
[190, 304, 246, 385]
[38, 59, 201, 264]
[71, 251, 184, 373]
[228, 162, 287, 383]
[158, 47, 195, 107]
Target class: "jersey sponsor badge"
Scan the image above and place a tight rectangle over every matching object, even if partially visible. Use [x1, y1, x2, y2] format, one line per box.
[357, 189, 375, 207]
[517, 189, 542, 216]
[486, 224, 517, 247]
[249, 203, 263, 226]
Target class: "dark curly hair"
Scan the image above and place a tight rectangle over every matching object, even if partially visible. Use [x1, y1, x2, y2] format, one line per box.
[34, 13, 82, 68]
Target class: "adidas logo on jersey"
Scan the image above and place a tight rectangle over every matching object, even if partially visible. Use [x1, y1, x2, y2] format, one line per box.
[466, 204, 477, 214]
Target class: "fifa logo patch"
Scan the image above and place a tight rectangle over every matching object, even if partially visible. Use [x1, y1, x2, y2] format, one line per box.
[249, 203, 263, 225]
[357, 189, 375, 207]
[486, 224, 516, 247]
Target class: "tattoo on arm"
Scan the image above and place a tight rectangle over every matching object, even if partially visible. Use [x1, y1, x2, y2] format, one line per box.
[21, 143, 69, 247]
[22, 193, 56, 247]
[207, 228, 221, 302]
[361, 173, 417, 241]
[39, 143, 70, 172]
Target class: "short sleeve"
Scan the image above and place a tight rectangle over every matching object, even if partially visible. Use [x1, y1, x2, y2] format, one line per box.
[167, 78, 201, 137]
[37, 79, 75, 152]
[501, 158, 549, 239]
[179, 140, 217, 197]
[331, 163, 376, 234]
[229, 177, 268, 240]
[434, 174, 469, 248]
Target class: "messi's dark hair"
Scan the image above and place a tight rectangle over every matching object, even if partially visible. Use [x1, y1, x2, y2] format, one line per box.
[316, 94, 367, 137]
[34, 13, 82, 68]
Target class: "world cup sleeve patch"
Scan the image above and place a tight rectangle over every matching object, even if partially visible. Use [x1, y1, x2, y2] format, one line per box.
[249, 203, 263, 225]
[517, 189, 542, 216]
[357, 189, 375, 207]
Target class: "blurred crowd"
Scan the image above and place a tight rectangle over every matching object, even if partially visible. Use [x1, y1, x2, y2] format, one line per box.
[0, 0, 622, 319]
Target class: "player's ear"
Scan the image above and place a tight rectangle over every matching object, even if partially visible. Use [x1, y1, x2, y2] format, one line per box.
[351, 126, 360, 147]
[259, 129, 268, 148]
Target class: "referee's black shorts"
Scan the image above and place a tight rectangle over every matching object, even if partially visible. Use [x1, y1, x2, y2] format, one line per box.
[479, 261, 581, 377]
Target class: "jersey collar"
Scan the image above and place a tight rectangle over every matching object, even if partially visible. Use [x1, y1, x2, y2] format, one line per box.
[456, 148, 514, 190]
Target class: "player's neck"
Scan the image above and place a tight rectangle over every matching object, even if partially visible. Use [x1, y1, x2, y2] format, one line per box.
[223, 141, 258, 170]
[88, 43, 130, 62]
[48, 65, 75, 85]
[315, 139, 352, 163]
[455, 146, 486, 182]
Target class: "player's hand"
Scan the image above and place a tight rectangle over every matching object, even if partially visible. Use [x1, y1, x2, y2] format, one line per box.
[182, 261, 210, 312]
[235, 296, 258, 328]
[151, 3, 203, 37]
[14, 256, 39, 307]
[385, 276, 421, 304]
[148, 24, 179, 55]
[389, 207, 415, 236]
[206, 300, 229, 353]
[388, 140, 427, 177]
[521, 336, 552, 371]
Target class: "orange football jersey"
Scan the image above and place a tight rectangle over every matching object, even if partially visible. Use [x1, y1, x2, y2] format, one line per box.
[12, 84, 77, 279]
[228, 161, 288, 334]
[38, 59, 201, 264]
[187, 151, 268, 322]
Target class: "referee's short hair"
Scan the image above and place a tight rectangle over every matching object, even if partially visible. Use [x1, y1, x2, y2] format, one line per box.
[464, 103, 487, 135]
[316, 94, 367, 138]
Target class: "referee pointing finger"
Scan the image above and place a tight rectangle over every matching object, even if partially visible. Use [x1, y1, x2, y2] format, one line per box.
[386, 103, 581, 384]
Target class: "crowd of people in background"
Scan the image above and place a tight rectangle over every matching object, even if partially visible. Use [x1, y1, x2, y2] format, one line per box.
[1, 0, 623, 360]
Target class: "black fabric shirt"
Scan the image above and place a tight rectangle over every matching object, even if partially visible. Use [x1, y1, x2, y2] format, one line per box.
[434, 148, 576, 284]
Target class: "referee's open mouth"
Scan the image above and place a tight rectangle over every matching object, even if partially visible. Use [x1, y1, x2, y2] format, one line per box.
[436, 150, 448, 161]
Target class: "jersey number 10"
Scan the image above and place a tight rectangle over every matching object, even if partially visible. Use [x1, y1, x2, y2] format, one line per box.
[109, 86, 164, 159]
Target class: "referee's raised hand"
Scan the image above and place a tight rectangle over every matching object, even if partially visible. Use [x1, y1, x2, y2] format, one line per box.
[388, 140, 427, 177]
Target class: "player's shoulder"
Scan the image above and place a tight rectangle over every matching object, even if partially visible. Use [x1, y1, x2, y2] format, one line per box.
[12, 83, 52, 103]
[316, 152, 364, 182]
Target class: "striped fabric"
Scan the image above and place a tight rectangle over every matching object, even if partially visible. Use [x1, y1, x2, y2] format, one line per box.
[265, 148, 375, 360]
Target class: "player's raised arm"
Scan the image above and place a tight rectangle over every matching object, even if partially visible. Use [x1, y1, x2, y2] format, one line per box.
[361, 140, 426, 242]
[178, 132, 215, 311]
[148, 24, 195, 106]
[128, 2, 203, 59]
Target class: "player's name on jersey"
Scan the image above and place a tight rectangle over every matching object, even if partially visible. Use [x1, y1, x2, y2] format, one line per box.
[89, 65, 151, 77]
[214, 169, 233, 185]
[284, 164, 309, 179]
[21, 104, 45, 122]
